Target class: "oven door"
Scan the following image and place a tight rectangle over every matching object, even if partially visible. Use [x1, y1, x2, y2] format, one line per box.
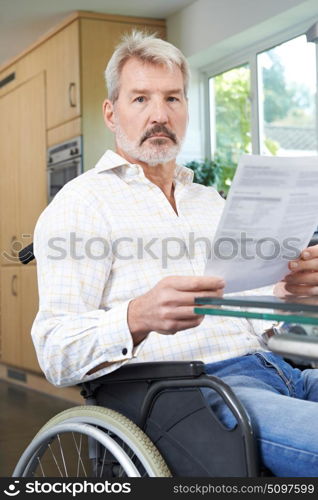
[47, 158, 82, 202]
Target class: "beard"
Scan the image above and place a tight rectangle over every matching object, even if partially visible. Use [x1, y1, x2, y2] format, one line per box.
[114, 122, 184, 167]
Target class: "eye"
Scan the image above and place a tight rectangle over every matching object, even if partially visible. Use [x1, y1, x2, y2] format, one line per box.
[167, 96, 179, 102]
[134, 96, 145, 103]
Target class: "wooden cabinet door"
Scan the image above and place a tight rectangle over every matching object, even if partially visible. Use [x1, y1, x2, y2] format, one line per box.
[0, 72, 47, 266]
[0, 85, 20, 265]
[20, 266, 41, 372]
[0, 267, 41, 372]
[0, 267, 21, 366]
[45, 21, 81, 129]
[18, 73, 47, 244]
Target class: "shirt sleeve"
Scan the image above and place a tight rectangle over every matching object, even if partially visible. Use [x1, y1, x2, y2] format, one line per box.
[31, 189, 143, 387]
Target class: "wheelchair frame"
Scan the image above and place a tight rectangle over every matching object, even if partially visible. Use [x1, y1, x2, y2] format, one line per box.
[13, 360, 259, 477]
[12, 244, 259, 477]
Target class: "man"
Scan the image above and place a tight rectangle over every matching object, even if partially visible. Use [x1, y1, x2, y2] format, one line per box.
[32, 31, 318, 476]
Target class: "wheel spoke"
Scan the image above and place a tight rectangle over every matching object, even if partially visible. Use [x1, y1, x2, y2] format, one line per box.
[48, 443, 64, 476]
[36, 456, 45, 477]
[72, 432, 87, 477]
[95, 435, 98, 477]
[57, 434, 68, 477]
[100, 446, 107, 477]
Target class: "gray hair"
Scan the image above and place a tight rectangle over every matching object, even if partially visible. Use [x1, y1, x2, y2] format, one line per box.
[105, 30, 190, 102]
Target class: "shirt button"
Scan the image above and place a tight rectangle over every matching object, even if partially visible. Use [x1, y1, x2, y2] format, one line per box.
[122, 348, 128, 355]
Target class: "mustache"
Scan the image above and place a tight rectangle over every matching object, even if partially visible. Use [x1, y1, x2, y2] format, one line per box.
[140, 124, 177, 145]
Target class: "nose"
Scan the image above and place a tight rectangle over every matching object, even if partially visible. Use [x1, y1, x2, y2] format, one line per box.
[149, 97, 169, 124]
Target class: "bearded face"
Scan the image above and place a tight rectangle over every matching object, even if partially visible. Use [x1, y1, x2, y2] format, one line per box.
[114, 121, 183, 166]
[106, 58, 188, 167]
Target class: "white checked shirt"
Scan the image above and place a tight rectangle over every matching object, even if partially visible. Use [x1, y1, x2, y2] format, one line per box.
[32, 150, 270, 387]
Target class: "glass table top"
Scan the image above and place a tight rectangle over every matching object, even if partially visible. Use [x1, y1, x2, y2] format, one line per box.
[194, 295, 318, 361]
[194, 295, 318, 325]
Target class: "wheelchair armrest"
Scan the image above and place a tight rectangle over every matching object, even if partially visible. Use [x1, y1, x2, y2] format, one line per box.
[308, 235, 318, 247]
[94, 361, 206, 383]
[19, 243, 35, 264]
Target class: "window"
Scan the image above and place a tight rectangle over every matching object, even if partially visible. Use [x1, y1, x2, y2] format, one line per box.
[208, 33, 318, 194]
[258, 35, 317, 156]
[209, 64, 251, 194]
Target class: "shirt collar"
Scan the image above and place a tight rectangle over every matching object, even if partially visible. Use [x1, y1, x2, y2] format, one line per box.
[95, 150, 130, 172]
[95, 149, 194, 185]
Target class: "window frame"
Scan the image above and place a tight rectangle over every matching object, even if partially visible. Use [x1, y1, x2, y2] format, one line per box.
[202, 19, 318, 160]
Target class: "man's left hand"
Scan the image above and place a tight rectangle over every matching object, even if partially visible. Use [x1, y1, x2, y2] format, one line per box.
[279, 244, 318, 296]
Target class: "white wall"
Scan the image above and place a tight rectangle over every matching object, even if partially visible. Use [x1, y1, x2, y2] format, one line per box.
[170, 0, 318, 164]
[177, 67, 205, 165]
[167, 0, 318, 66]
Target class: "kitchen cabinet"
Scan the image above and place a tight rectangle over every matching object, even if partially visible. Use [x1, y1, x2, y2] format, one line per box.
[0, 11, 165, 164]
[45, 21, 81, 129]
[0, 266, 40, 372]
[0, 72, 46, 372]
[0, 72, 47, 266]
[20, 266, 41, 371]
[0, 64, 19, 98]
[0, 267, 20, 366]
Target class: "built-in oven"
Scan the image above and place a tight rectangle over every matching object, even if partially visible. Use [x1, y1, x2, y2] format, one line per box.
[47, 135, 83, 202]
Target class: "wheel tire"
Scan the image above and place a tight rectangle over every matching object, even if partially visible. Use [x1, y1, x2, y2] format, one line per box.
[13, 405, 171, 477]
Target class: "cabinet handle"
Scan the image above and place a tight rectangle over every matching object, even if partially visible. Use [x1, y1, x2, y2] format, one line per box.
[68, 82, 76, 108]
[11, 274, 18, 297]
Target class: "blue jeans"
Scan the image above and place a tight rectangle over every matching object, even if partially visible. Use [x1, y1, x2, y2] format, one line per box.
[203, 352, 318, 477]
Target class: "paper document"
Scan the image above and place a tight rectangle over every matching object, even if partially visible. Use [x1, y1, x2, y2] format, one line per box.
[205, 154, 318, 293]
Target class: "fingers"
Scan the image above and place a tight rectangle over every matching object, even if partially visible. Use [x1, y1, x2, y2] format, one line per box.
[176, 316, 205, 329]
[288, 245, 318, 272]
[284, 283, 318, 296]
[164, 275, 225, 292]
[289, 259, 318, 272]
[163, 305, 207, 320]
[273, 281, 292, 298]
[176, 288, 224, 306]
[156, 314, 204, 335]
[138, 275, 225, 337]
[285, 271, 318, 286]
[284, 242, 318, 294]
[157, 288, 224, 308]
[282, 295, 318, 305]
[301, 245, 318, 259]
[284, 268, 318, 296]
[285, 245, 318, 297]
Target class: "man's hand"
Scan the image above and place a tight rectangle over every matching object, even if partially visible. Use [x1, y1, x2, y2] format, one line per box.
[276, 244, 318, 297]
[128, 275, 225, 345]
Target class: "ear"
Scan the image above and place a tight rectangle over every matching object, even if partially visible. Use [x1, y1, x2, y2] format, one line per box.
[103, 99, 116, 132]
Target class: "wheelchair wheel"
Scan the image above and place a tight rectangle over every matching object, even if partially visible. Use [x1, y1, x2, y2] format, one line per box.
[13, 406, 171, 477]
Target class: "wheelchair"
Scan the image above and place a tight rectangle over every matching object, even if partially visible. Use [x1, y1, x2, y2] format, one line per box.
[13, 243, 260, 477]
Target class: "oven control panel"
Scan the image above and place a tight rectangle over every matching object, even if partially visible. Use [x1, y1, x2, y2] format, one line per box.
[47, 136, 82, 166]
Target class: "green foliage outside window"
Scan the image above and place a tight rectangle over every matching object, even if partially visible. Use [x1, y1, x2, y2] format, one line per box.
[185, 156, 230, 198]
[186, 66, 251, 197]
[262, 52, 312, 125]
[185, 159, 219, 186]
[214, 66, 252, 165]
[191, 48, 313, 196]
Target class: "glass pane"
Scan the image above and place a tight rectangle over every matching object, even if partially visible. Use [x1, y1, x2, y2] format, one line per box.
[258, 35, 317, 156]
[209, 64, 251, 196]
